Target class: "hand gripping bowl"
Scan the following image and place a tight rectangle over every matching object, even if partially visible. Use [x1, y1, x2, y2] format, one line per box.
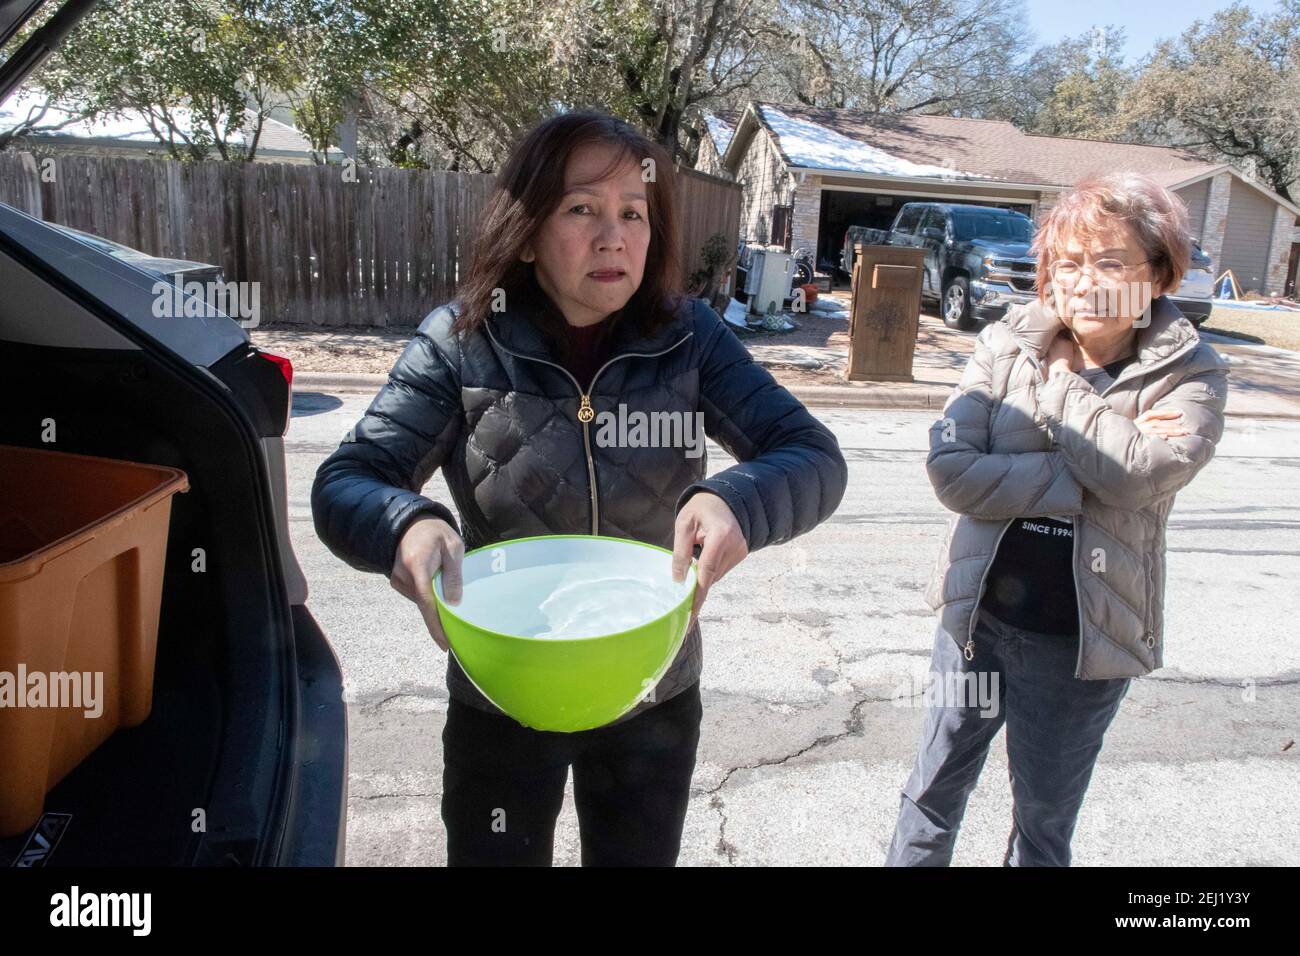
[432, 535, 697, 732]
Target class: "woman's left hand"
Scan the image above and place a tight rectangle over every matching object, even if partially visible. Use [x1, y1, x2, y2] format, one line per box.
[672, 491, 749, 630]
[1135, 408, 1189, 440]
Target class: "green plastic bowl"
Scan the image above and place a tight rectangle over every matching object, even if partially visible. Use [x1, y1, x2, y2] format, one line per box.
[432, 535, 697, 732]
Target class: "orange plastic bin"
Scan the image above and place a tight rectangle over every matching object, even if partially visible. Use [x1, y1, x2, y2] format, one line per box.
[0, 444, 189, 837]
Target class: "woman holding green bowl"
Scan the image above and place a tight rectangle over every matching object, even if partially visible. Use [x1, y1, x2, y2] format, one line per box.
[312, 111, 847, 866]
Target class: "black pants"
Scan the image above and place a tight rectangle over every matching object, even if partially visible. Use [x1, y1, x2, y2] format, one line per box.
[440, 681, 703, 866]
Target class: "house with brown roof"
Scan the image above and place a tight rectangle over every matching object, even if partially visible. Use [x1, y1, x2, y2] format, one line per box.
[699, 102, 1299, 296]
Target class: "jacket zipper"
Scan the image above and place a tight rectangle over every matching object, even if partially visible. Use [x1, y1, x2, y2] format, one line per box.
[484, 323, 694, 535]
[1144, 522, 1157, 652]
[1071, 512, 1085, 677]
[967, 517, 1014, 660]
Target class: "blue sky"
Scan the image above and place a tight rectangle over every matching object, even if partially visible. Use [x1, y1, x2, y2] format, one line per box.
[1024, 0, 1283, 62]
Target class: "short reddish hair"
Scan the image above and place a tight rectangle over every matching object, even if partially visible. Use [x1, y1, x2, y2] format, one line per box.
[1033, 171, 1191, 300]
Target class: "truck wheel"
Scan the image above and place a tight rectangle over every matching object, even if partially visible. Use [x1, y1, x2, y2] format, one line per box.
[942, 276, 975, 331]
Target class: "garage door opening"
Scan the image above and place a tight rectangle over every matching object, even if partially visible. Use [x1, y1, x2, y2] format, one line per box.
[819, 189, 1033, 281]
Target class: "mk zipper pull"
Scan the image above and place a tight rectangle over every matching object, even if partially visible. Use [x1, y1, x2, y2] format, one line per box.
[578, 393, 594, 423]
[963, 638, 975, 661]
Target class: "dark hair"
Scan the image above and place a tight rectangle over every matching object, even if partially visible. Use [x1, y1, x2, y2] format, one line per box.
[452, 111, 685, 356]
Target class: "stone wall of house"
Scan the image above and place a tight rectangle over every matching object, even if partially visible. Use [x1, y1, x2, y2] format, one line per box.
[1266, 204, 1298, 295]
[790, 173, 822, 255]
[1199, 171, 1233, 277]
[1034, 192, 1059, 228]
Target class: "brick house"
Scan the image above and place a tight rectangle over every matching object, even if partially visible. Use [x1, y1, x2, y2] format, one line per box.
[699, 102, 1299, 296]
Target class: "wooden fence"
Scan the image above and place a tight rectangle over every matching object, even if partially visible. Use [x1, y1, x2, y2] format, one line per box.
[0, 151, 742, 327]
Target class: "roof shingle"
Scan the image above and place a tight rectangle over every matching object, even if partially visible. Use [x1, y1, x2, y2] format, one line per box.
[740, 101, 1213, 187]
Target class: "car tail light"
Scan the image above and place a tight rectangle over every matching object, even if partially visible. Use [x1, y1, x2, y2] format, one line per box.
[210, 346, 293, 436]
[259, 352, 293, 435]
[260, 351, 293, 391]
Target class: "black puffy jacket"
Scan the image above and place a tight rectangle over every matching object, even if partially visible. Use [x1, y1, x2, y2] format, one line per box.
[311, 290, 848, 724]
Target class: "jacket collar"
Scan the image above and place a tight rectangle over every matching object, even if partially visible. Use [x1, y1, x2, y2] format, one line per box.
[481, 282, 694, 365]
[1003, 294, 1199, 371]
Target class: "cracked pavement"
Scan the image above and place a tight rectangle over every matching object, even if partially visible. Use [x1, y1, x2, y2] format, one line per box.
[285, 391, 1300, 866]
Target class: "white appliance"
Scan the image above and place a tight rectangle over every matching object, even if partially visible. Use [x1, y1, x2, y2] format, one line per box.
[740, 245, 762, 294]
[747, 249, 794, 316]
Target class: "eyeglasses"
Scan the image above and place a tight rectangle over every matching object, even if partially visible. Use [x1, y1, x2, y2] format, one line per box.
[1049, 257, 1151, 287]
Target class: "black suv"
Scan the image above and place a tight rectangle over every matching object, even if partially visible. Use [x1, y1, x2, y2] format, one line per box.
[888, 202, 1037, 331]
[0, 0, 345, 865]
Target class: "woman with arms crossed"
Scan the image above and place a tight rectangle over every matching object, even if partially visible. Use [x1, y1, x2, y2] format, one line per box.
[887, 171, 1229, 866]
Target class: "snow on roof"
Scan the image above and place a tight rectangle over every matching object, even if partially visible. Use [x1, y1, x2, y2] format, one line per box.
[758, 104, 992, 181]
[0, 87, 252, 144]
[703, 112, 735, 157]
[0, 86, 335, 155]
[0, 87, 171, 142]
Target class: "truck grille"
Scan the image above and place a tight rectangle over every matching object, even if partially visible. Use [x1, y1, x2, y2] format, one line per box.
[988, 258, 1038, 293]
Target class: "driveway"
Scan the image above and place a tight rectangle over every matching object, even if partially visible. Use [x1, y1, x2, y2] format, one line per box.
[285, 393, 1300, 865]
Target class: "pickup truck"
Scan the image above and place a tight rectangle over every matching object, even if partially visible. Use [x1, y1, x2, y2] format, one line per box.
[886, 202, 1037, 331]
[839, 225, 892, 280]
[887, 201, 1215, 331]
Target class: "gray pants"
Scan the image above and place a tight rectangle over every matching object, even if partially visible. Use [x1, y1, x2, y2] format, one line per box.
[886, 608, 1131, 866]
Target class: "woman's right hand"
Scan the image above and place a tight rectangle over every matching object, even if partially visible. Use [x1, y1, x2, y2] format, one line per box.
[1045, 332, 1080, 378]
[389, 516, 464, 651]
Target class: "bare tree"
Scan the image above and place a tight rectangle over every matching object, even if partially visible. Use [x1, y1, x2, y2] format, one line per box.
[749, 0, 1031, 115]
[1123, 1, 1300, 202]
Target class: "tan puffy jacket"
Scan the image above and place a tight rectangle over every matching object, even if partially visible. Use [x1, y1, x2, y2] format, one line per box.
[924, 295, 1229, 679]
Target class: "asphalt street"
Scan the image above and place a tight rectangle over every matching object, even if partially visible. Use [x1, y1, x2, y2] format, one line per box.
[286, 389, 1300, 866]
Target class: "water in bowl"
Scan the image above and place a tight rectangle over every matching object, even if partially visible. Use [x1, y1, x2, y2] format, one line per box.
[457, 560, 689, 640]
